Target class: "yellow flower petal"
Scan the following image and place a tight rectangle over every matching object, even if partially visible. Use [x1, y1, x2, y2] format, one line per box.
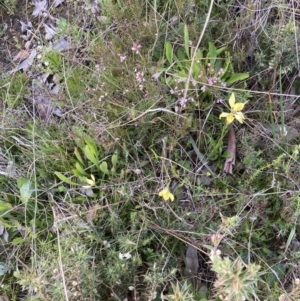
[234, 111, 245, 123]
[158, 188, 174, 201]
[163, 193, 169, 201]
[226, 114, 235, 124]
[159, 189, 169, 200]
[229, 93, 236, 109]
[86, 178, 94, 185]
[219, 112, 230, 119]
[159, 188, 168, 197]
[233, 102, 246, 112]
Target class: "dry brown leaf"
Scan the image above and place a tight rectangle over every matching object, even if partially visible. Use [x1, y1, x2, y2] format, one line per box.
[53, 0, 65, 7]
[86, 204, 101, 222]
[32, 0, 48, 17]
[44, 22, 57, 40]
[9, 49, 37, 74]
[13, 49, 30, 62]
[223, 126, 236, 174]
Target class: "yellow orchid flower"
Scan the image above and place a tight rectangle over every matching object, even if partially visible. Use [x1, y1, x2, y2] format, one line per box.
[158, 187, 174, 202]
[219, 93, 247, 125]
[82, 174, 95, 188]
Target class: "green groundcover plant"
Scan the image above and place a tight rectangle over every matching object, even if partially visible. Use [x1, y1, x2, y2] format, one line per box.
[1, 0, 300, 300]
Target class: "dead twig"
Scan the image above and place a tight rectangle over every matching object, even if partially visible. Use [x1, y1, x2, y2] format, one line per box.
[223, 126, 236, 174]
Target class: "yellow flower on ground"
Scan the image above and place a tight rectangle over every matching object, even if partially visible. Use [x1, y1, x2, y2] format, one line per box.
[82, 174, 95, 188]
[158, 187, 174, 202]
[219, 93, 247, 125]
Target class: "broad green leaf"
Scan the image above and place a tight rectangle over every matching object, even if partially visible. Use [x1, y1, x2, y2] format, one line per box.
[100, 161, 110, 175]
[192, 63, 200, 78]
[267, 263, 286, 285]
[208, 42, 217, 66]
[84, 144, 98, 165]
[184, 24, 190, 58]
[222, 150, 232, 158]
[0, 200, 12, 214]
[173, 53, 183, 69]
[84, 136, 97, 154]
[178, 69, 187, 77]
[12, 237, 25, 245]
[190, 137, 216, 176]
[72, 169, 83, 177]
[220, 52, 231, 79]
[17, 177, 27, 188]
[75, 162, 86, 176]
[165, 42, 173, 64]
[54, 172, 80, 186]
[195, 49, 203, 60]
[177, 48, 186, 61]
[166, 76, 175, 87]
[216, 46, 227, 55]
[226, 73, 249, 85]
[74, 147, 84, 165]
[111, 154, 118, 168]
[20, 180, 34, 204]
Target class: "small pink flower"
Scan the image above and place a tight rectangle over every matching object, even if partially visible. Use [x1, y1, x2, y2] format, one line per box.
[117, 53, 127, 62]
[218, 68, 224, 75]
[201, 86, 206, 92]
[135, 71, 145, 83]
[208, 77, 218, 85]
[216, 98, 224, 104]
[131, 42, 141, 54]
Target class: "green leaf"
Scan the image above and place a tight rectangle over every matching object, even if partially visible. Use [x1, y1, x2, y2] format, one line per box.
[111, 154, 118, 168]
[226, 73, 249, 85]
[84, 136, 98, 158]
[208, 42, 217, 66]
[84, 144, 98, 165]
[192, 63, 200, 78]
[74, 147, 84, 165]
[19, 180, 34, 204]
[195, 49, 203, 60]
[75, 162, 86, 176]
[72, 169, 82, 177]
[216, 46, 227, 55]
[189, 137, 216, 176]
[177, 48, 186, 61]
[222, 150, 232, 158]
[178, 69, 187, 77]
[100, 161, 110, 175]
[0, 200, 12, 214]
[285, 226, 296, 253]
[54, 172, 80, 186]
[173, 53, 184, 69]
[17, 177, 27, 188]
[12, 237, 25, 245]
[184, 24, 190, 59]
[220, 52, 231, 79]
[165, 42, 173, 64]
